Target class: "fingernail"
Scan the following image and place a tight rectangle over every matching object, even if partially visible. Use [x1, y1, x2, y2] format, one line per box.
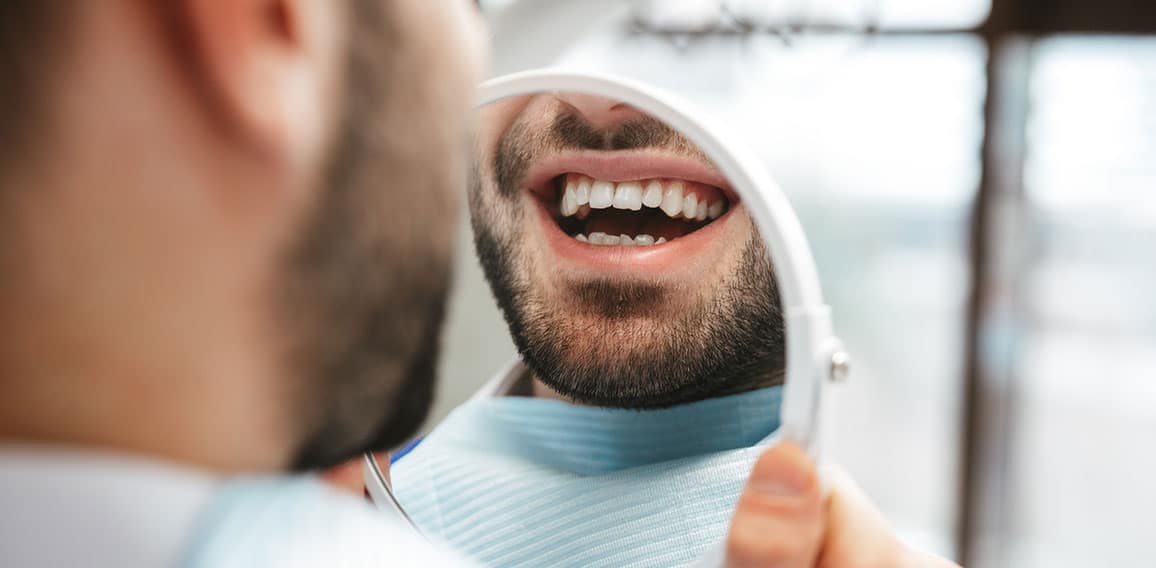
[749, 451, 812, 497]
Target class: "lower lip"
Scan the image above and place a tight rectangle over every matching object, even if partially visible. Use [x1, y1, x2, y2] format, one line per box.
[531, 196, 739, 277]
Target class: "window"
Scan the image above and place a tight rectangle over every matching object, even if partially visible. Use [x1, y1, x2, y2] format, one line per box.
[1001, 37, 1156, 568]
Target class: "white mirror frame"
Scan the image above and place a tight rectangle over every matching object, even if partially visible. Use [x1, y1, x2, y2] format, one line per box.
[365, 69, 847, 530]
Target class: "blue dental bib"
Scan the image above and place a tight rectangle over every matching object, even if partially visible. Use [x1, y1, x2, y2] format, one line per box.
[392, 371, 782, 568]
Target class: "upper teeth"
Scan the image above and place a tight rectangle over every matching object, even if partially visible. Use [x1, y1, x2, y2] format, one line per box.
[561, 175, 726, 220]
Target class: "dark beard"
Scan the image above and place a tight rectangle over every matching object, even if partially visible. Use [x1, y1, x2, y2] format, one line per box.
[472, 106, 787, 408]
[475, 222, 785, 409]
[283, 0, 456, 471]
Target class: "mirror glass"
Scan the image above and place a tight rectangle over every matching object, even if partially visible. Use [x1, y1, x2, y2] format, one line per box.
[390, 91, 789, 566]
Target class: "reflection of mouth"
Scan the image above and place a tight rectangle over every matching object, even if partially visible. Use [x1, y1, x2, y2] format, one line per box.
[524, 150, 736, 237]
[521, 150, 740, 276]
[552, 174, 728, 245]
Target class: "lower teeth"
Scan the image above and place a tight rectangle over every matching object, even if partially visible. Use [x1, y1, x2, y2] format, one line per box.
[576, 232, 667, 246]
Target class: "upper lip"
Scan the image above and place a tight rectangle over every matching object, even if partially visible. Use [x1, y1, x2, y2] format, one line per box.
[522, 149, 736, 202]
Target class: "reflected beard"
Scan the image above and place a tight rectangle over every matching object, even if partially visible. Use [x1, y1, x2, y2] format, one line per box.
[473, 215, 787, 409]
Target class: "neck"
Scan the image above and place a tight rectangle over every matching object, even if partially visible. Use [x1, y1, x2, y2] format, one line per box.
[0, 327, 290, 472]
[0, 177, 290, 474]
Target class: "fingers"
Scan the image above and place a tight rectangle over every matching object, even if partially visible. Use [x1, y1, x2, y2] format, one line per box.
[723, 445, 959, 568]
[814, 467, 902, 568]
[725, 443, 824, 568]
[817, 468, 961, 568]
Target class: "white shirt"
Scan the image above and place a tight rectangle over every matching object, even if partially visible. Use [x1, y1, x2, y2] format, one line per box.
[0, 446, 476, 567]
[0, 447, 219, 566]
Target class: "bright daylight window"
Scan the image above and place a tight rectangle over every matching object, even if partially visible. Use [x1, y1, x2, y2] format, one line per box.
[1005, 37, 1156, 568]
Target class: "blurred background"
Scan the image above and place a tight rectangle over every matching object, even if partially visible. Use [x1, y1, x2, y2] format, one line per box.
[429, 1, 1156, 566]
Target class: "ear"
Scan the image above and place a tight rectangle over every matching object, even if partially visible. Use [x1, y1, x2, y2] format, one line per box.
[180, 0, 343, 166]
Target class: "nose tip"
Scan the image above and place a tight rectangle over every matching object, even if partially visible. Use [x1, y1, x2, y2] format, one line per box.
[554, 93, 648, 130]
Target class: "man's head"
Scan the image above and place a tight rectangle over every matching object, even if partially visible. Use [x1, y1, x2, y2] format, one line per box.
[470, 94, 785, 409]
[0, 0, 484, 471]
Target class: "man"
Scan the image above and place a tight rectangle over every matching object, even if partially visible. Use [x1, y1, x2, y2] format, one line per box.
[390, 94, 958, 567]
[0, 1, 951, 567]
[0, 0, 483, 564]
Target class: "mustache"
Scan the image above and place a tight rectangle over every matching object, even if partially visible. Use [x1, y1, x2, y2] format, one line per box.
[552, 111, 690, 151]
[493, 110, 704, 200]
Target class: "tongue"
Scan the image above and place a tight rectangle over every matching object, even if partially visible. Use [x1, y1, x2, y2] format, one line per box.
[582, 209, 702, 240]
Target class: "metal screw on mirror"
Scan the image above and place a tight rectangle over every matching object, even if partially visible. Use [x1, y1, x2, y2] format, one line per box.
[829, 350, 850, 383]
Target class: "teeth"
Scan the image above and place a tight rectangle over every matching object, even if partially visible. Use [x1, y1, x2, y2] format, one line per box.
[589, 181, 614, 209]
[612, 182, 643, 211]
[682, 193, 698, 220]
[558, 175, 727, 223]
[573, 233, 665, 246]
[575, 177, 590, 206]
[561, 181, 579, 216]
[642, 181, 663, 208]
[660, 182, 684, 218]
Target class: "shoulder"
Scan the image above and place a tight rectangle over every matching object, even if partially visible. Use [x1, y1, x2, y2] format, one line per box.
[184, 476, 477, 568]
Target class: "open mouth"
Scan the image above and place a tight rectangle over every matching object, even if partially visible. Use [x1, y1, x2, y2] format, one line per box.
[544, 173, 730, 246]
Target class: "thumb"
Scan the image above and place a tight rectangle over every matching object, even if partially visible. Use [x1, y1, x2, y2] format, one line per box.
[725, 443, 824, 568]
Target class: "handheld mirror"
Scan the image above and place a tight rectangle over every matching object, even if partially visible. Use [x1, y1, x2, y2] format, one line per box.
[365, 70, 847, 566]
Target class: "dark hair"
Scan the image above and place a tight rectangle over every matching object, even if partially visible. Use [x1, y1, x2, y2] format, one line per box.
[0, 3, 74, 175]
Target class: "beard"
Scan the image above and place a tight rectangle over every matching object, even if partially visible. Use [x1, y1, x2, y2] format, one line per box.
[471, 107, 786, 409]
[282, 0, 462, 471]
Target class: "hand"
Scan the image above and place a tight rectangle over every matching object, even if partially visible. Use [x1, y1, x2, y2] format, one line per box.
[725, 443, 959, 568]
